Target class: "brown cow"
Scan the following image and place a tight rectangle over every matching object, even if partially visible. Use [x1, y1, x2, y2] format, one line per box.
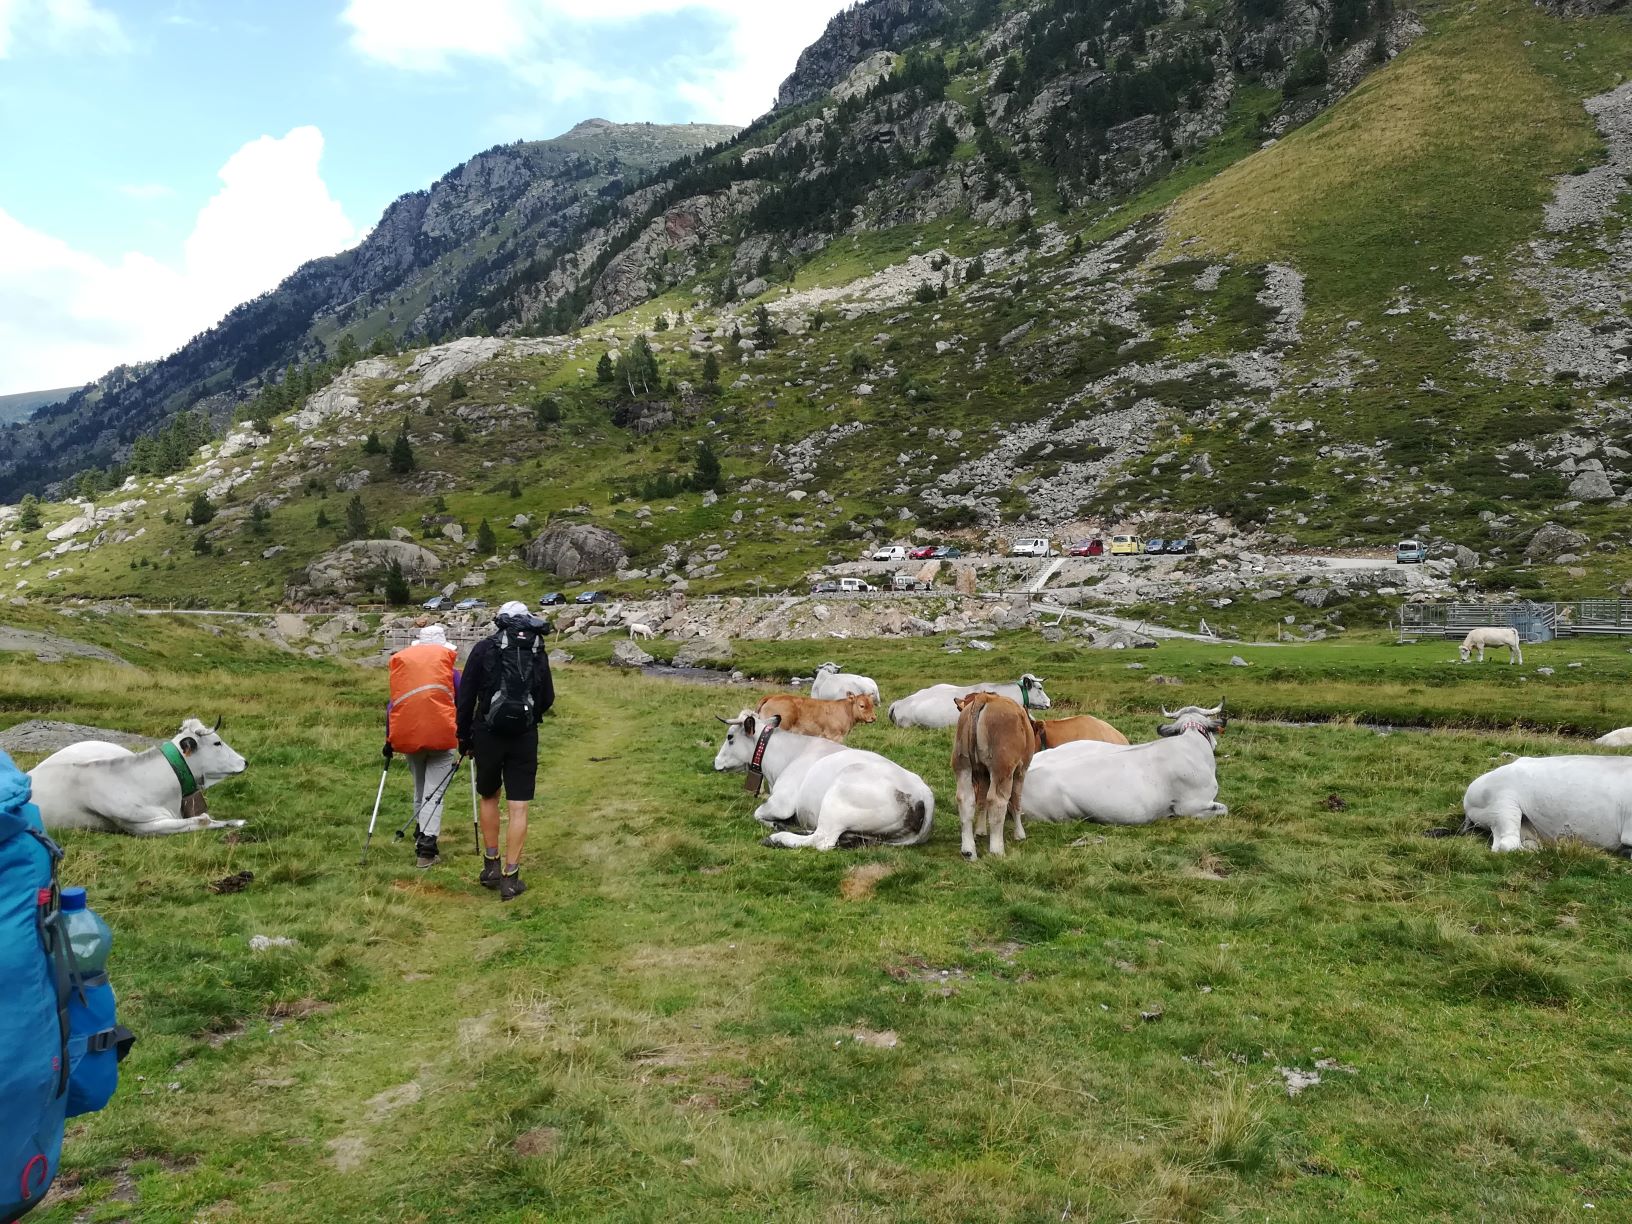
[754, 692, 877, 743]
[1033, 713, 1129, 751]
[952, 691, 1036, 860]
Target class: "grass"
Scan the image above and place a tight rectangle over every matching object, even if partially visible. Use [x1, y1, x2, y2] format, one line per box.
[11, 613, 1632, 1220]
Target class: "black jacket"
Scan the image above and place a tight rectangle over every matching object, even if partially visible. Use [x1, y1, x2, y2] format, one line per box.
[456, 632, 554, 742]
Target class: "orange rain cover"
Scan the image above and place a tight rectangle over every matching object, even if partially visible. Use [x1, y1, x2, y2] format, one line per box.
[388, 643, 458, 753]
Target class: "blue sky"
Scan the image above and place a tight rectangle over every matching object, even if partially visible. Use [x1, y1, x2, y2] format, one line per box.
[0, 0, 849, 394]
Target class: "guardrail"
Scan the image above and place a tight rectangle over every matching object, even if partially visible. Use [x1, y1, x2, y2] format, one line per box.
[1394, 601, 1632, 641]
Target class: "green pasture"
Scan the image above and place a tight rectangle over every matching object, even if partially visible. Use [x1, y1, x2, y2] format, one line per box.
[6, 615, 1632, 1221]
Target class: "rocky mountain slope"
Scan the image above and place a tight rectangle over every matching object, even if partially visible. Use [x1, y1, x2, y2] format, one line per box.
[2, 0, 1631, 629]
[0, 120, 737, 501]
[0, 386, 78, 426]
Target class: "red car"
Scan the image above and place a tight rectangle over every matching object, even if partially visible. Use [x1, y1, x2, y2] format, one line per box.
[1068, 539, 1105, 557]
[909, 545, 939, 560]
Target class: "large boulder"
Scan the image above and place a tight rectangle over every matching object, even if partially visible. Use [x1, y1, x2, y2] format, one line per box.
[1568, 469, 1616, 501]
[525, 524, 628, 580]
[674, 638, 733, 668]
[612, 639, 654, 668]
[1525, 522, 1589, 562]
[299, 540, 442, 593]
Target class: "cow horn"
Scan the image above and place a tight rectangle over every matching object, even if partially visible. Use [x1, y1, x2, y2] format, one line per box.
[213, 715, 223, 732]
[1160, 707, 1179, 719]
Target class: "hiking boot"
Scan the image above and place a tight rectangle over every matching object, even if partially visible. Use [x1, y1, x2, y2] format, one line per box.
[414, 833, 440, 870]
[499, 869, 527, 902]
[478, 855, 502, 889]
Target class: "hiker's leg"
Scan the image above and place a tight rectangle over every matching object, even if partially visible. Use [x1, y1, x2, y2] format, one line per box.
[505, 801, 529, 867]
[503, 727, 538, 870]
[474, 729, 503, 853]
[420, 749, 457, 837]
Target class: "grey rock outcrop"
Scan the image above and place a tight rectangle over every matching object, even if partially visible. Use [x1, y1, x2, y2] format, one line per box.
[674, 637, 734, 668]
[1525, 522, 1590, 562]
[524, 523, 628, 579]
[612, 639, 654, 668]
[776, 0, 949, 108]
[1568, 468, 1616, 501]
[298, 540, 442, 593]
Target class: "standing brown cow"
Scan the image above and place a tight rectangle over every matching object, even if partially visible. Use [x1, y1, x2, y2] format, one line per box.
[1033, 713, 1129, 751]
[754, 692, 877, 743]
[952, 691, 1036, 860]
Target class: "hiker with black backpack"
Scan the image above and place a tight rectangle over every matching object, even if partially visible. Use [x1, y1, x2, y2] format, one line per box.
[456, 601, 554, 902]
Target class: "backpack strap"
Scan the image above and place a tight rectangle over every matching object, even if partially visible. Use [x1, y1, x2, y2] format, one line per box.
[27, 827, 72, 1098]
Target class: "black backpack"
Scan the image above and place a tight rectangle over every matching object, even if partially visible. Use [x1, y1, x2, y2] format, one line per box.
[484, 619, 542, 735]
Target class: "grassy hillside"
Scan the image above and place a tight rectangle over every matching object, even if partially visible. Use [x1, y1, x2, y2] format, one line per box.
[14, 616, 1632, 1221]
[0, 386, 78, 425]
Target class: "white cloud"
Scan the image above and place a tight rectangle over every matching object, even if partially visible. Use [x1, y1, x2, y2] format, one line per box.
[0, 127, 358, 394]
[341, 0, 850, 124]
[0, 0, 126, 57]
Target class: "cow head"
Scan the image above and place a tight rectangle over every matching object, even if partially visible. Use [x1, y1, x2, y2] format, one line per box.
[1018, 674, 1052, 711]
[1156, 700, 1227, 745]
[849, 693, 877, 723]
[1457, 643, 1472, 661]
[713, 712, 780, 772]
[174, 716, 248, 788]
[817, 662, 841, 674]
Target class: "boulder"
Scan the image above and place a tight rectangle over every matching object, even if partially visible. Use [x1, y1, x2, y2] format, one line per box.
[674, 638, 734, 668]
[298, 540, 442, 593]
[525, 523, 628, 580]
[612, 639, 654, 668]
[1568, 469, 1615, 501]
[1452, 545, 1479, 571]
[335, 470, 371, 493]
[1090, 628, 1157, 650]
[548, 649, 574, 666]
[1524, 522, 1589, 562]
[1293, 587, 1333, 609]
[442, 522, 465, 544]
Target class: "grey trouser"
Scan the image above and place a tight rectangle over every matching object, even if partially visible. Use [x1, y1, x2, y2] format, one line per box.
[407, 749, 459, 837]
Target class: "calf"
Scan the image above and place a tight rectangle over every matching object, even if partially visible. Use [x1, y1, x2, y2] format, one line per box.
[628, 623, 656, 641]
[952, 692, 1036, 859]
[755, 691, 876, 743]
[1033, 713, 1129, 751]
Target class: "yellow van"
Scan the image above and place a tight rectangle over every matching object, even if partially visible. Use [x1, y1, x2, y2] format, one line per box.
[1109, 534, 1142, 556]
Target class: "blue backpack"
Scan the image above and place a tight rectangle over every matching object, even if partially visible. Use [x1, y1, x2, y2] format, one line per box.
[0, 750, 131, 1223]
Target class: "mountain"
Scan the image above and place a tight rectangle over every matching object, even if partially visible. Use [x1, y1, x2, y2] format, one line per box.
[0, 119, 738, 501]
[0, 386, 80, 425]
[3, 0, 1631, 623]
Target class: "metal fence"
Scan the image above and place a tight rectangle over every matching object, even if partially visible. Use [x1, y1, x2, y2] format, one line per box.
[1396, 600, 1632, 640]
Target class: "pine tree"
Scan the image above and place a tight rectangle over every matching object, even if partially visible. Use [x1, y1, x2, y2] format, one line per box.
[447, 376, 469, 400]
[702, 351, 721, 390]
[753, 305, 776, 349]
[477, 518, 497, 554]
[16, 494, 41, 532]
[508, 479, 522, 498]
[691, 440, 723, 491]
[249, 503, 271, 535]
[189, 493, 216, 526]
[383, 559, 410, 605]
[450, 422, 468, 444]
[363, 431, 384, 455]
[344, 494, 370, 541]
[534, 396, 561, 429]
[928, 116, 958, 163]
[654, 315, 670, 332]
[336, 333, 361, 366]
[966, 255, 986, 282]
[315, 508, 331, 528]
[389, 426, 415, 474]
[192, 533, 212, 556]
[597, 353, 615, 383]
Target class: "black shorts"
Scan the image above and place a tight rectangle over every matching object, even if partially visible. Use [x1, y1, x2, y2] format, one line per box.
[472, 725, 538, 802]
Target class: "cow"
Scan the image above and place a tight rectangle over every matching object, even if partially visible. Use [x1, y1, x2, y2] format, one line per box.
[952, 692, 1036, 860]
[713, 711, 934, 851]
[1033, 712, 1129, 751]
[1459, 627, 1523, 664]
[888, 674, 1052, 729]
[1462, 755, 1632, 852]
[628, 623, 656, 641]
[810, 662, 882, 703]
[1022, 702, 1227, 825]
[754, 692, 876, 743]
[29, 718, 248, 836]
[1595, 727, 1632, 748]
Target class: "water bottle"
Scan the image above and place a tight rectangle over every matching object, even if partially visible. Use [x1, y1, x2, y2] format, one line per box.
[59, 888, 112, 976]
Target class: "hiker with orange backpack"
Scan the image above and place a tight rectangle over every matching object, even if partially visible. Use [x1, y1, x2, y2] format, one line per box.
[386, 624, 462, 869]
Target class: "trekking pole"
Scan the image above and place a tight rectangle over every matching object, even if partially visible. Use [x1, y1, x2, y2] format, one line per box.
[470, 763, 481, 858]
[392, 754, 464, 842]
[358, 756, 392, 867]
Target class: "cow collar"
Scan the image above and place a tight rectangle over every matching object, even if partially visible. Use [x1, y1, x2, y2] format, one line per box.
[1019, 678, 1034, 711]
[744, 724, 777, 795]
[159, 741, 199, 798]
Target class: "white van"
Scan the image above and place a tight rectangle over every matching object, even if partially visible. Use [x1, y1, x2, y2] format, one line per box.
[871, 545, 909, 561]
[1010, 537, 1053, 558]
[838, 577, 874, 593]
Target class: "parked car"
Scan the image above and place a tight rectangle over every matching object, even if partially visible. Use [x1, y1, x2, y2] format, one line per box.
[575, 590, 608, 604]
[872, 545, 909, 561]
[1109, 534, 1142, 556]
[422, 594, 448, 611]
[1067, 539, 1104, 557]
[539, 592, 567, 607]
[454, 597, 487, 611]
[1164, 538, 1192, 555]
[1010, 537, 1053, 558]
[931, 545, 962, 559]
[1396, 539, 1427, 564]
[909, 545, 939, 560]
[838, 577, 874, 593]
[1144, 538, 1167, 554]
[812, 580, 842, 594]
[892, 573, 930, 591]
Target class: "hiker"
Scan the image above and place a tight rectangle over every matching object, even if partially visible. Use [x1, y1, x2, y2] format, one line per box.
[387, 623, 461, 869]
[456, 601, 554, 901]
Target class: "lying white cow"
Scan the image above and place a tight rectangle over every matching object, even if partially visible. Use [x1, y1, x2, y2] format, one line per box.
[1463, 755, 1632, 852]
[1023, 703, 1227, 825]
[1595, 727, 1632, 748]
[1459, 627, 1523, 664]
[888, 674, 1052, 729]
[810, 662, 881, 703]
[713, 711, 933, 850]
[29, 718, 248, 836]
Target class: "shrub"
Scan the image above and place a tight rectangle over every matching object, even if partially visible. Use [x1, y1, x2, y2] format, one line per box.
[1285, 48, 1329, 92]
[362, 431, 384, 455]
[189, 493, 216, 526]
[383, 559, 410, 605]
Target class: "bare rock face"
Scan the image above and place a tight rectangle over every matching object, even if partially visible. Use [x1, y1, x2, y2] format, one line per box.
[298, 540, 442, 593]
[525, 523, 628, 580]
[776, 0, 949, 108]
[1525, 522, 1590, 562]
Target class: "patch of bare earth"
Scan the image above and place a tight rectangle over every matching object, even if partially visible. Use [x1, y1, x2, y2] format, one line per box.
[325, 1136, 368, 1172]
[1188, 852, 1231, 881]
[513, 1127, 562, 1158]
[840, 862, 896, 900]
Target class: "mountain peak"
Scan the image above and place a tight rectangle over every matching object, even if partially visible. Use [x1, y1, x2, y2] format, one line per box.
[564, 118, 616, 138]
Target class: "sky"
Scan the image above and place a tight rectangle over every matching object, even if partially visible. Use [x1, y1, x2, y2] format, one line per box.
[0, 0, 851, 396]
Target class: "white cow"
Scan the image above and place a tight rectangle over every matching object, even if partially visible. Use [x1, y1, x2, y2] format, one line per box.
[713, 711, 933, 850]
[1595, 727, 1632, 748]
[810, 662, 882, 703]
[1023, 703, 1227, 825]
[1459, 627, 1523, 664]
[628, 623, 656, 640]
[29, 718, 248, 836]
[1463, 755, 1632, 852]
[888, 674, 1052, 729]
